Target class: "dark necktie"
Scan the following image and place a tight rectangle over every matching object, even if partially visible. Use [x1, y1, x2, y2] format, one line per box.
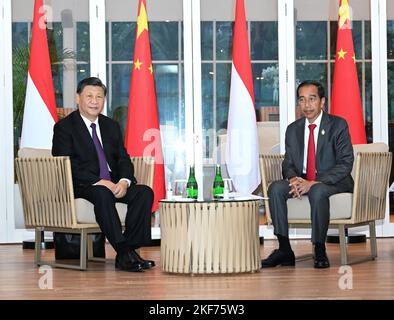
[90, 123, 111, 180]
[306, 124, 317, 181]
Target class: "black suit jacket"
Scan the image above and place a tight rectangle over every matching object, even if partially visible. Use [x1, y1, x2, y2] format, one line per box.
[52, 110, 136, 188]
[282, 112, 354, 190]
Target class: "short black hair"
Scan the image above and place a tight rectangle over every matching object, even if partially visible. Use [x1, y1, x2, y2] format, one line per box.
[296, 80, 325, 99]
[76, 77, 107, 96]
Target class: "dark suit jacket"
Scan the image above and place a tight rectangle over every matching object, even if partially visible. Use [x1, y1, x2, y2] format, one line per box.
[282, 112, 354, 190]
[52, 110, 136, 188]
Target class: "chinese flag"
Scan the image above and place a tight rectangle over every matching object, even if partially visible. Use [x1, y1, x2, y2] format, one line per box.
[330, 0, 366, 144]
[20, 0, 58, 149]
[125, 0, 165, 212]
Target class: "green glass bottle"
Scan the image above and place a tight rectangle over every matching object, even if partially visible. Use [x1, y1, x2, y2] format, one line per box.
[186, 166, 198, 199]
[212, 164, 224, 199]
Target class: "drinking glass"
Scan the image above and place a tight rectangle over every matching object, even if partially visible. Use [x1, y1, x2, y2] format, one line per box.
[174, 179, 187, 198]
[223, 178, 235, 193]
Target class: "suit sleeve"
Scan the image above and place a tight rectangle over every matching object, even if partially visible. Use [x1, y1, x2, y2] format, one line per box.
[115, 123, 137, 185]
[282, 126, 299, 179]
[316, 119, 354, 185]
[52, 123, 101, 186]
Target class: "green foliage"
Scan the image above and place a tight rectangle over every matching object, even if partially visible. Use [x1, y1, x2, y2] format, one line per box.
[12, 44, 30, 150]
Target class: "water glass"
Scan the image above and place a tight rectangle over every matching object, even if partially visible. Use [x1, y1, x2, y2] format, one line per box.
[174, 179, 187, 198]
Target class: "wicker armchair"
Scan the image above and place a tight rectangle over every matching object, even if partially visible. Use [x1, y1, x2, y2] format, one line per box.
[259, 143, 392, 265]
[15, 149, 154, 270]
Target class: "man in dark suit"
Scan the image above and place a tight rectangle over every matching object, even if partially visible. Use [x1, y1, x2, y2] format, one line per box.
[261, 80, 354, 269]
[52, 77, 154, 272]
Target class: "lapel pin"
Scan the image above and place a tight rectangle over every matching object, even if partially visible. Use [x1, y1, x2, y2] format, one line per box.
[321, 129, 325, 136]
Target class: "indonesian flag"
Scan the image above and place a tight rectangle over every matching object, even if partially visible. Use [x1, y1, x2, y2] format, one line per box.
[125, 0, 165, 212]
[226, 0, 260, 194]
[330, 0, 366, 144]
[20, 0, 58, 149]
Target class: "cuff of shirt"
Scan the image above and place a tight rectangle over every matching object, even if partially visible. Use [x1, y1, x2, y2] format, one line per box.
[119, 178, 131, 187]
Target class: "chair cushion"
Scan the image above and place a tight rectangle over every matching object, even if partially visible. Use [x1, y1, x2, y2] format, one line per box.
[75, 198, 128, 224]
[287, 192, 353, 220]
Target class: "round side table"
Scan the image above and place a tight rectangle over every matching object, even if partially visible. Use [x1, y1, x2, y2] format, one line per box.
[159, 199, 260, 274]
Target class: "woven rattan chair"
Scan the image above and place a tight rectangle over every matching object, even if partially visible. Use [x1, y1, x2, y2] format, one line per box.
[259, 143, 392, 265]
[15, 148, 154, 270]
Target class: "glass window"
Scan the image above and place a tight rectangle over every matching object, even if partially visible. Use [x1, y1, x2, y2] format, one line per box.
[155, 64, 180, 125]
[202, 63, 214, 131]
[111, 22, 135, 61]
[297, 63, 327, 90]
[364, 21, 371, 60]
[110, 63, 132, 123]
[253, 63, 279, 108]
[388, 21, 394, 59]
[296, 21, 327, 60]
[216, 63, 231, 131]
[201, 22, 213, 61]
[47, 22, 64, 107]
[388, 63, 394, 120]
[12, 22, 29, 149]
[12, 22, 28, 49]
[251, 21, 278, 60]
[216, 22, 233, 61]
[77, 22, 89, 62]
[150, 22, 179, 60]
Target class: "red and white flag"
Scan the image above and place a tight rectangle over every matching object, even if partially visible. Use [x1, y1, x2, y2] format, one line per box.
[125, 0, 165, 212]
[20, 0, 57, 149]
[226, 0, 260, 194]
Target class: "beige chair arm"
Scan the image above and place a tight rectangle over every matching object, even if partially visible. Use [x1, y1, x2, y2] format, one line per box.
[351, 152, 392, 223]
[15, 156, 77, 229]
[259, 154, 285, 223]
[131, 156, 155, 189]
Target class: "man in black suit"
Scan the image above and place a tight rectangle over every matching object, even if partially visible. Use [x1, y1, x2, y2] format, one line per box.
[52, 77, 154, 272]
[261, 80, 354, 269]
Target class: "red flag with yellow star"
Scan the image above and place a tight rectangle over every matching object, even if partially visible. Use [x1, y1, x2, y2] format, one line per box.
[125, 0, 165, 212]
[330, 0, 366, 144]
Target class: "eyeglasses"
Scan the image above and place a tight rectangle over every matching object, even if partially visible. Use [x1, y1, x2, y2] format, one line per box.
[297, 95, 319, 106]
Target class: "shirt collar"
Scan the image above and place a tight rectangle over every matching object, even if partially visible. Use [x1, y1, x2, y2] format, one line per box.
[80, 113, 99, 128]
[305, 110, 323, 128]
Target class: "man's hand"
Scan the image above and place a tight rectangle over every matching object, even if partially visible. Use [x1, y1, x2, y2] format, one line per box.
[289, 177, 319, 198]
[96, 179, 116, 193]
[113, 180, 129, 199]
[289, 177, 303, 198]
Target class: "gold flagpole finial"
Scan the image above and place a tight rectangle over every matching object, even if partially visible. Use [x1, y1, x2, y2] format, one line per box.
[338, 0, 350, 29]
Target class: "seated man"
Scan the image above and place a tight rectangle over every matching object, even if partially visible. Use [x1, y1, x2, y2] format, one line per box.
[52, 77, 154, 272]
[261, 80, 354, 269]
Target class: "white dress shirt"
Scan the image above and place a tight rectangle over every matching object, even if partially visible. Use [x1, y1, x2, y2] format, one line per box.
[302, 111, 323, 174]
[80, 114, 130, 187]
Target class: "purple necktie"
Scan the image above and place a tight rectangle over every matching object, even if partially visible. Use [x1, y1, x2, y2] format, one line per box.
[90, 123, 111, 180]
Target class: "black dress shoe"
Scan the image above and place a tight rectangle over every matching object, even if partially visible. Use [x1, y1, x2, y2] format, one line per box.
[130, 250, 155, 269]
[115, 252, 144, 272]
[314, 243, 330, 269]
[314, 252, 330, 268]
[261, 249, 295, 268]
